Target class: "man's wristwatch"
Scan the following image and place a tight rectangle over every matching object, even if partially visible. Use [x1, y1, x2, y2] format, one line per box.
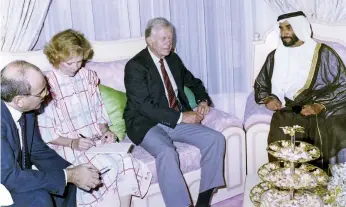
[197, 99, 210, 105]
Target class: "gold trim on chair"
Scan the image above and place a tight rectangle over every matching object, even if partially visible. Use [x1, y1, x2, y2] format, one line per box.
[293, 43, 322, 100]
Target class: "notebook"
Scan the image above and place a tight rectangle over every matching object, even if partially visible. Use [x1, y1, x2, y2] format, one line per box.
[86, 142, 133, 155]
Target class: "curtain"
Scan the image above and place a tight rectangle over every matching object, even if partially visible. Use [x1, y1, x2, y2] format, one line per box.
[264, 0, 346, 22]
[314, 0, 346, 22]
[0, 0, 51, 52]
[264, 0, 301, 15]
[33, 0, 251, 115]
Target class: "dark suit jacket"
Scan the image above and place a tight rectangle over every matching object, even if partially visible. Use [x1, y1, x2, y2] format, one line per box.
[124, 48, 211, 145]
[1, 101, 71, 195]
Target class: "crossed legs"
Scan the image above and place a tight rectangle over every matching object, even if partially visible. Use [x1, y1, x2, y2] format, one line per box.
[140, 123, 225, 207]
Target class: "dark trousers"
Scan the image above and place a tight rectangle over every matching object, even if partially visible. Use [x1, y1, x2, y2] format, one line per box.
[10, 184, 76, 207]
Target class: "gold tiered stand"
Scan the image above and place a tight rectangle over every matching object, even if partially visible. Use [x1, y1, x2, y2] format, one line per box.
[249, 126, 329, 207]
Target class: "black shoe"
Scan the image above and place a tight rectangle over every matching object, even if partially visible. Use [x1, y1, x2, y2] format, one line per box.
[195, 188, 215, 207]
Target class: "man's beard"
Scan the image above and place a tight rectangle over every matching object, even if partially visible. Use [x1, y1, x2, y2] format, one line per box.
[281, 34, 299, 47]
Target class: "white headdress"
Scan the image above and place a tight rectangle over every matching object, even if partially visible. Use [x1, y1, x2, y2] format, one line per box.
[271, 11, 317, 104]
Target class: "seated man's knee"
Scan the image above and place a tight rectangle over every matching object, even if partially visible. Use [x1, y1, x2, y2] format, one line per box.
[213, 131, 226, 151]
[158, 147, 178, 160]
[31, 190, 54, 207]
[12, 189, 54, 207]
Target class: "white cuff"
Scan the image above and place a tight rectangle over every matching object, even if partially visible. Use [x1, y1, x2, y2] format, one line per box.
[177, 113, 183, 124]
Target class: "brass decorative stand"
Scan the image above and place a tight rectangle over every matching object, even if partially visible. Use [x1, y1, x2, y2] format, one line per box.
[250, 126, 328, 207]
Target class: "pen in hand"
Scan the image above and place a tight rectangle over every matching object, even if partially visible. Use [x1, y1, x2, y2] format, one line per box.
[99, 166, 111, 176]
[79, 134, 96, 147]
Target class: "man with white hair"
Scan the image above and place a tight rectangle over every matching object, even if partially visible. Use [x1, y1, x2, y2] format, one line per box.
[124, 17, 225, 207]
[255, 11, 346, 169]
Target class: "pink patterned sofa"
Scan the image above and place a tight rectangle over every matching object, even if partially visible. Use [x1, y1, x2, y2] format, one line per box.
[0, 37, 246, 207]
[86, 55, 246, 207]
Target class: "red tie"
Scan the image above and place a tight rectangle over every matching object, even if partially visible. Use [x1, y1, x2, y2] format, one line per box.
[159, 59, 179, 111]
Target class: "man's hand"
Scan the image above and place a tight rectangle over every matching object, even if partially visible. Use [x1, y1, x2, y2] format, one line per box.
[100, 130, 116, 144]
[71, 138, 95, 151]
[182, 111, 204, 124]
[265, 98, 282, 111]
[300, 103, 325, 116]
[66, 164, 101, 191]
[196, 101, 210, 115]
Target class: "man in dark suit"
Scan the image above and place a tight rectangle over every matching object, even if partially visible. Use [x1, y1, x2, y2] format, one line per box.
[124, 17, 225, 207]
[1, 60, 101, 207]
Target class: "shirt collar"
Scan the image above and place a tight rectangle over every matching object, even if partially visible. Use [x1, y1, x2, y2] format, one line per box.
[4, 102, 23, 122]
[148, 47, 162, 64]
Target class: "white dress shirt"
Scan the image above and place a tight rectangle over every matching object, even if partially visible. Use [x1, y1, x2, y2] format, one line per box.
[148, 48, 183, 123]
[5, 103, 23, 148]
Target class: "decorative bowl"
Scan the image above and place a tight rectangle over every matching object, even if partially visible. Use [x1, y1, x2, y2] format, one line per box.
[260, 189, 323, 207]
[250, 182, 273, 206]
[249, 181, 333, 206]
[263, 167, 317, 189]
[258, 162, 328, 186]
[309, 186, 337, 206]
[267, 140, 320, 162]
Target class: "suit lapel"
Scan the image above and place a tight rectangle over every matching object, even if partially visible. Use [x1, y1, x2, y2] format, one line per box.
[142, 48, 182, 89]
[140, 48, 184, 102]
[1, 101, 21, 158]
[142, 48, 165, 90]
[165, 55, 182, 90]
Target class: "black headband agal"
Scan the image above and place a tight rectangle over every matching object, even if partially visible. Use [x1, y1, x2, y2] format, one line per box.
[277, 11, 306, 21]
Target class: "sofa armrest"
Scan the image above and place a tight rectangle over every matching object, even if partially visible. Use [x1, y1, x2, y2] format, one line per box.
[243, 91, 274, 131]
[201, 108, 243, 132]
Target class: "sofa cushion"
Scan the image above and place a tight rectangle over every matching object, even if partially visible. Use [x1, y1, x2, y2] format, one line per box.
[129, 140, 201, 184]
[184, 86, 198, 108]
[243, 91, 274, 131]
[316, 39, 346, 64]
[201, 107, 243, 130]
[99, 84, 127, 141]
[86, 59, 128, 92]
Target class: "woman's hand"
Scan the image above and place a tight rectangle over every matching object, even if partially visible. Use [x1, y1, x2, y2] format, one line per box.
[98, 123, 117, 144]
[71, 137, 95, 151]
[100, 131, 117, 144]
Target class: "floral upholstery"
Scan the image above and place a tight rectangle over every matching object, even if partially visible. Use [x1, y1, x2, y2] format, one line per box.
[86, 59, 243, 184]
[127, 108, 242, 184]
[86, 59, 128, 92]
[243, 91, 274, 130]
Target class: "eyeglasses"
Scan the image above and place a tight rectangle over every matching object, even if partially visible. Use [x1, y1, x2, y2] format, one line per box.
[27, 86, 49, 99]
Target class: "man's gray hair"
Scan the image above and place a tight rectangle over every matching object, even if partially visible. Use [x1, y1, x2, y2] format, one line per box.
[145, 17, 173, 38]
[1, 60, 40, 102]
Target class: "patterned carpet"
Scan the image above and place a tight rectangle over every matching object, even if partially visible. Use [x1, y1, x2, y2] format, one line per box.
[211, 194, 243, 207]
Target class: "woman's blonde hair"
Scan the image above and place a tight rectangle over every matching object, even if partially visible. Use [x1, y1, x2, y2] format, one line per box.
[44, 29, 93, 68]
